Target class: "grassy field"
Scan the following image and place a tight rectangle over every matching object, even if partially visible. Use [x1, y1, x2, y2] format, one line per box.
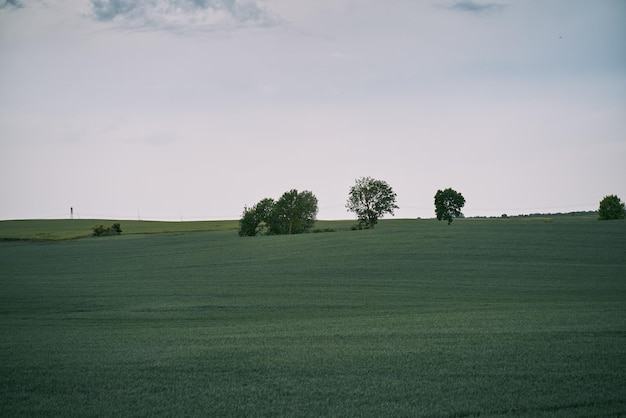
[0, 216, 625, 416]
[0, 219, 241, 241]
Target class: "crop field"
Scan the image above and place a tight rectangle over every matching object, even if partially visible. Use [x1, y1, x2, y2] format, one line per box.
[1, 217, 625, 417]
[0, 219, 241, 241]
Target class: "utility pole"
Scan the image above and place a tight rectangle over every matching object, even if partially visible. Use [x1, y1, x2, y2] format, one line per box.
[71, 207, 73, 220]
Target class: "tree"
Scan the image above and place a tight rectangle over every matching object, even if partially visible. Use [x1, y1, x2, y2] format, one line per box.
[598, 194, 625, 220]
[238, 206, 260, 237]
[346, 177, 398, 229]
[434, 188, 465, 225]
[273, 189, 318, 235]
[254, 198, 277, 234]
[239, 190, 318, 236]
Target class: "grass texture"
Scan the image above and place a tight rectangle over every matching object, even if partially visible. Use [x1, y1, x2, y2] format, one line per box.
[0, 219, 240, 241]
[0, 217, 625, 416]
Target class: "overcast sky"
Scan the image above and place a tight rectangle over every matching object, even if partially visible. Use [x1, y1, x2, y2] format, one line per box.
[1, 0, 625, 221]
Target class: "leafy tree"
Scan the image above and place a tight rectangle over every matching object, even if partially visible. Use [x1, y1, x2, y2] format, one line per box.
[239, 198, 276, 237]
[238, 206, 260, 237]
[273, 189, 318, 235]
[254, 198, 276, 234]
[239, 190, 318, 236]
[346, 177, 398, 229]
[598, 194, 625, 220]
[434, 188, 466, 225]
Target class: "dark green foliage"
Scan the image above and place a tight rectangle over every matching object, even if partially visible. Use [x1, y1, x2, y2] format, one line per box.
[239, 190, 318, 236]
[92, 223, 122, 236]
[312, 228, 335, 233]
[346, 176, 398, 228]
[238, 199, 277, 237]
[273, 189, 318, 235]
[92, 224, 107, 236]
[238, 206, 260, 237]
[434, 187, 466, 225]
[598, 194, 625, 220]
[254, 198, 276, 232]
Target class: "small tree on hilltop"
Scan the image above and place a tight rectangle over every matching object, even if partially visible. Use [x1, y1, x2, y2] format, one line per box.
[239, 190, 318, 236]
[598, 194, 625, 220]
[434, 188, 466, 225]
[346, 176, 399, 229]
[273, 189, 318, 235]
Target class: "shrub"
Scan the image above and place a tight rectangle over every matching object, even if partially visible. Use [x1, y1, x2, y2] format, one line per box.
[93, 223, 123, 236]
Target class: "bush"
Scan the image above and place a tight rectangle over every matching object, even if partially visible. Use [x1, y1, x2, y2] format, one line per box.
[93, 223, 123, 236]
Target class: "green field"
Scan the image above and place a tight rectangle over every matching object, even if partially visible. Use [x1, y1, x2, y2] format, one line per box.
[0, 219, 241, 241]
[1, 217, 625, 416]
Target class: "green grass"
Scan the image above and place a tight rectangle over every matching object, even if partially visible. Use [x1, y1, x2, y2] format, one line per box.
[1, 217, 625, 416]
[0, 219, 241, 241]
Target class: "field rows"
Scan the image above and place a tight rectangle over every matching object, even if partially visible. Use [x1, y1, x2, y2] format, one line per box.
[1, 217, 625, 416]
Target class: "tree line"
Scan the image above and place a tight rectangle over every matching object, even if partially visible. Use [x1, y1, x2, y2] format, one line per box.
[239, 176, 466, 236]
[239, 177, 625, 237]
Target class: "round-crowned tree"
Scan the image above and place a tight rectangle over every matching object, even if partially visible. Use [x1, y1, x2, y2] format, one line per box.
[598, 194, 625, 220]
[346, 177, 398, 229]
[434, 188, 465, 225]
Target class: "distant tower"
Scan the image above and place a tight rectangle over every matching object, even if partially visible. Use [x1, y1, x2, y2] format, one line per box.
[71, 207, 74, 220]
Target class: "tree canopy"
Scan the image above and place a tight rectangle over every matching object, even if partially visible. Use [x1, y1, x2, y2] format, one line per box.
[346, 177, 398, 229]
[598, 194, 625, 220]
[273, 189, 318, 235]
[434, 188, 466, 225]
[239, 190, 318, 236]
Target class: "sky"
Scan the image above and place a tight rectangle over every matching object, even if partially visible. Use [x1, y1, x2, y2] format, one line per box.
[1, 0, 625, 221]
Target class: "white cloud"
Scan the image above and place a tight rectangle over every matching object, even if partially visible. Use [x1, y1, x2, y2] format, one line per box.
[449, 1, 507, 14]
[89, 0, 281, 32]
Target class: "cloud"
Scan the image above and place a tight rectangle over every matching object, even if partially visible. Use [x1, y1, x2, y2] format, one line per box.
[450, 1, 506, 14]
[90, 0, 280, 31]
[0, 0, 23, 9]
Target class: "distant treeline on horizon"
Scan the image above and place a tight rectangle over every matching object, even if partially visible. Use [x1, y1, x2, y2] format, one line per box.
[472, 210, 599, 219]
